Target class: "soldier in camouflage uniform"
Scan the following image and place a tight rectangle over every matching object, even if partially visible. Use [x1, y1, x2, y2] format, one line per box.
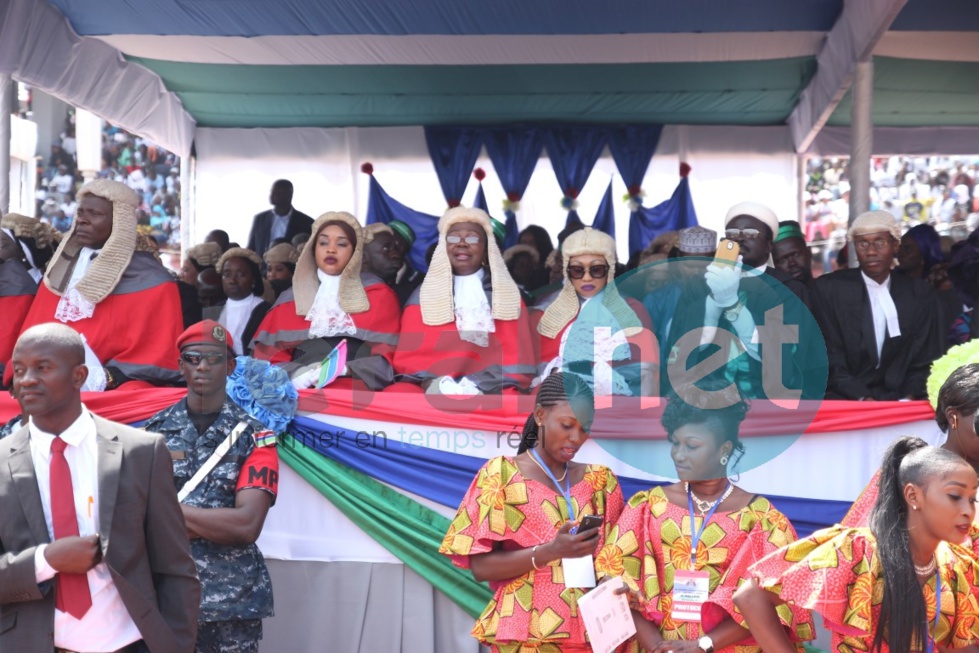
[144, 320, 278, 653]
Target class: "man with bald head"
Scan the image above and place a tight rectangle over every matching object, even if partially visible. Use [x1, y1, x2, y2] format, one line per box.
[811, 210, 942, 400]
[0, 323, 200, 653]
[8, 179, 184, 389]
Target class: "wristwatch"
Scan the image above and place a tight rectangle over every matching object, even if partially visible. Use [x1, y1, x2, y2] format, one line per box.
[698, 635, 715, 653]
[722, 300, 744, 322]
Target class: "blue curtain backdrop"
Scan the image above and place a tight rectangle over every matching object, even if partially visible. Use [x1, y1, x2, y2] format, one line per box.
[591, 180, 616, 239]
[424, 126, 483, 207]
[364, 174, 440, 273]
[606, 124, 663, 198]
[473, 182, 489, 214]
[629, 175, 698, 258]
[541, 125, 607, 227]
[482, 127, 544, 249]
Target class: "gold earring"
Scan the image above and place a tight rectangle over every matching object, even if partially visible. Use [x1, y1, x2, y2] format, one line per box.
[952, 416, 958, 429]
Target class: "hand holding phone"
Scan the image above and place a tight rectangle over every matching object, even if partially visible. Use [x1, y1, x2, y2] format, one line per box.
[573, 514, 604, 536]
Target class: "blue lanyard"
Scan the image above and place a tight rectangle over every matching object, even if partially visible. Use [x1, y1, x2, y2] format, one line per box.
[530, 449, 574, 522]
[927, 570, 941, 653]
[687, 482, 730, 567]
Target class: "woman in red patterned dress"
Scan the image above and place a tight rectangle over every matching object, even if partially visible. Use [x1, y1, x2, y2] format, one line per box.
[735, 436, 979, 653]
[439, 372, 624, 652]
[843, 362, 979, 528]
[598, 388, 813, 653]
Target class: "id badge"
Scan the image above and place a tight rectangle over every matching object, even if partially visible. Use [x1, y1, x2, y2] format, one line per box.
[563, 555, 597, 588]
[672, 569, 710, 622]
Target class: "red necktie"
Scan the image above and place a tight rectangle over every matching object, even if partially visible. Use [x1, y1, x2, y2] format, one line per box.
[50, 436, 92, 620]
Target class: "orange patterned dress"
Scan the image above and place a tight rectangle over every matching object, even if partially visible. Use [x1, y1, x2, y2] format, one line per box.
[596, 486, 814, 653]
[749, 526, 979, 653]
[439, 456, 624, 653]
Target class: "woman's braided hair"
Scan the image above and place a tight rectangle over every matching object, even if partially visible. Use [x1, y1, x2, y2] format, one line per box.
[517, 372, 594, 454]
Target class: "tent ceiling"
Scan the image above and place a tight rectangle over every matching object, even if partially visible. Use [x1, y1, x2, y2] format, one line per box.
[3, 0, 976, 155]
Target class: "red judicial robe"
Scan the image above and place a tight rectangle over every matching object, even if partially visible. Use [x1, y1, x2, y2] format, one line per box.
[392, 279, 537, 394]
[251, 275, 401, 390]
[9, 252, 183, 389]
[535, 296, 657, 364]
[0, 261, 37, 374]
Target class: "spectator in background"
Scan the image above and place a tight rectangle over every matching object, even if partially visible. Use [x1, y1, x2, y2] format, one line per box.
[247, 179, 313, 259]
[389, 219, 423, 307]
[503, 244, 539, 302]
[213, 248, 273, 357]
[772, 221, 814, 289]
[518, 224, 554, 290]
[263, 242, 299, 299]
[361, 223, 405, 290]
[205, 229, 232, 253]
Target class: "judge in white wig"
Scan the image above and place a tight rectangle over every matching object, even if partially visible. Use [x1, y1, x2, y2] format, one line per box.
[8, 179, 183, 389]
[392, 206, 537, 395]
[250, 211, 402, 390]
[535, 227, 656, 396]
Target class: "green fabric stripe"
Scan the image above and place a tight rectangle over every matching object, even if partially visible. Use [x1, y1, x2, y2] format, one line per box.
[277, 434, 493, 619]
[828, 57, 979, 127]
[129, 57, 816, 128]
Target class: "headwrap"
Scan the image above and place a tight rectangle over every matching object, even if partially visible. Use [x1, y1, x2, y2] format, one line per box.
[43, 179, 138, 322]
[847, 210, 901, 242]
[263, 242, 299, 266]
[292, 211, 370, 317]
[186, 242, 222, 269]
[677, 226, 717, 254]
[418, 206, 520, 329]
[724, 201, 780, 241]
[537, 227, 642, 339]
[216, 247, 275, 303]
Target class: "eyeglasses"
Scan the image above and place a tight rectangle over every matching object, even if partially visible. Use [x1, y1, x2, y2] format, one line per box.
[724, 228, 762, 240]
[566, 264, 609, 280]
[221, 270, 250, 280]
[180, 352, 226, 366]
[854, 238, 893, 252]
[446, 235, 481, 245]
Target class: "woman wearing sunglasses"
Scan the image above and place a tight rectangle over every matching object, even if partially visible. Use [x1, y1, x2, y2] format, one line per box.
[535, 227, 656, 396]
[251, 211, 401, 390]
[392, 206, 536, 394]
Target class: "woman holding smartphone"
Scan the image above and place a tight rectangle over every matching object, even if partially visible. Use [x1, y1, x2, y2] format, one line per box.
[734, 436, 979, 653]
[439, 372, 623, 652]
[599, 388, 812, 653]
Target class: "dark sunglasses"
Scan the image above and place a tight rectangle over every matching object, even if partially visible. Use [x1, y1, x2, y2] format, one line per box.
[566, 264, 609, 280]
[180, 352, 226, 366]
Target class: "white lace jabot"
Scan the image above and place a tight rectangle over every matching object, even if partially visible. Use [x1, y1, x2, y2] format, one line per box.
[54, 247, 100, 323]
[306, 269, 357, 338]
[453, 268, 494, 347]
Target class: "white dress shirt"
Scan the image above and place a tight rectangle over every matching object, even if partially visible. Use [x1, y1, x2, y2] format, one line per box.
[270, 209, 292, 241]
[67, 247, 101, 290]
[861, 271, 902, 364]
[30, 407, 142, 651]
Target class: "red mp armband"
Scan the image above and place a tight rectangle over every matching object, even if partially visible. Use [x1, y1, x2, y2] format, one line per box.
[237, 446, 279, 498]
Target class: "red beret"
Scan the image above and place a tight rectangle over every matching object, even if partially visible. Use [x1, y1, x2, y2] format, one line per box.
[176, 319, 234, 351]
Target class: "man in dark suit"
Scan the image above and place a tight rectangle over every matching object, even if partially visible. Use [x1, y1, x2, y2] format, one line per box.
[246, 180, 313, 259]
[811, 210, 943, 400]
[0, 323, 200, 653]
